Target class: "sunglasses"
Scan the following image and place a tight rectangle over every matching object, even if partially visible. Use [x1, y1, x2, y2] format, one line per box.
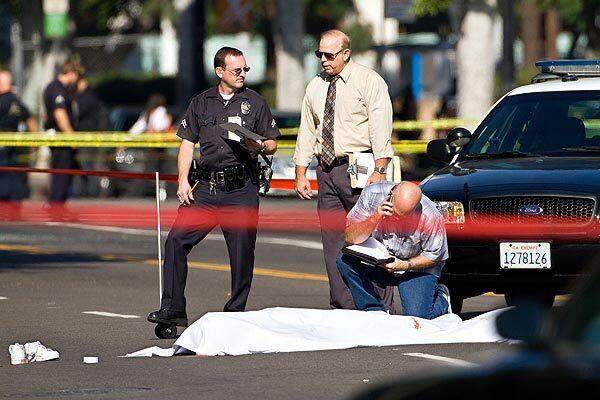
[314, 49, 345, 61]
[224, 66, 251, 76]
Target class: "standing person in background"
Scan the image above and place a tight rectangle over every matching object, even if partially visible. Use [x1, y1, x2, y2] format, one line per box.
[293, 29, 395, 310]
[0, 70, 37, 220]
[74, 76, 109, 197]
[43, 60, 81, 217]
[128, 93, 172, 134]
[128, 93, 172, 196]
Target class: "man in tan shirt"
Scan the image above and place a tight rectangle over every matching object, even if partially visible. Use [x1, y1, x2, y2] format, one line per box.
[294, 29, 395, 309]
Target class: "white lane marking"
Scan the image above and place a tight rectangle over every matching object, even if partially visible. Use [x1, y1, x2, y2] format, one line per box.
[259, 237, 323, 250]
[0, 296, 8, 300]
[82, 311, 140, 319]
[43, 222, 323, 250]
[403, 352, 476, 367]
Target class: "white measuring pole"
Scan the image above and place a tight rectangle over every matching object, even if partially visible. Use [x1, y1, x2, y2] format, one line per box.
[155, 172, 163, 304]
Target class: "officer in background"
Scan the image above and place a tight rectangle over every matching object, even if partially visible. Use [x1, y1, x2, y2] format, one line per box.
[73, 75, 109, 197]
[148, 47, 280, 326]
[0, 70, 37, 220]
[43, 60, 81, 215]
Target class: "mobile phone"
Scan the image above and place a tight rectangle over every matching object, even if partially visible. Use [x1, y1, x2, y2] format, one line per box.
[385, 189, 393, 203]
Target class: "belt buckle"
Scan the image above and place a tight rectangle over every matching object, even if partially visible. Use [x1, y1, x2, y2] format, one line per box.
[215, 171, 225, 184]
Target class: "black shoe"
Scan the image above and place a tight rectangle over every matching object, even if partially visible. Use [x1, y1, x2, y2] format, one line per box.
[147, 308, 188, 327]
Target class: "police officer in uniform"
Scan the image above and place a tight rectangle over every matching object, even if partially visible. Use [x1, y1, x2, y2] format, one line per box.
[148, 47, 280, 326]
[0, 70, 37, 220]
[43, 60, 81, 211]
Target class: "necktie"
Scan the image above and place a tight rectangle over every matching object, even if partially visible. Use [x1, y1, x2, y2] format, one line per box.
[321, 75, 340, 166]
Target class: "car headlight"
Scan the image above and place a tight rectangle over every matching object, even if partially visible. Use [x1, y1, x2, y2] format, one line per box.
[434, 201, 465, 224]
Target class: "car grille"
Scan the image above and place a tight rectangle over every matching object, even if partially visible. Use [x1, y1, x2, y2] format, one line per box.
[470, 196, 596, 225]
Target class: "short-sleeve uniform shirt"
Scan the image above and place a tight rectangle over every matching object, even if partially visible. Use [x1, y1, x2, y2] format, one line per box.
[177, 86, 280, 170]
[0, 92, 30, 131]
[43, 80, 73, 130]
[346, 181, 449, 277]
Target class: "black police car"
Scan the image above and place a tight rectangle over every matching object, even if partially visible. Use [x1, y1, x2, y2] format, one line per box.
[422, 60, 600, 312]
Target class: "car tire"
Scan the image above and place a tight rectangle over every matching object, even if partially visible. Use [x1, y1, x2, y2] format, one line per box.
[504, 291, 555, 307]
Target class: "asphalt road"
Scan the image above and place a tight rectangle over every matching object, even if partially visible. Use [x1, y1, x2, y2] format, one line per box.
[1, 198, 514, 400]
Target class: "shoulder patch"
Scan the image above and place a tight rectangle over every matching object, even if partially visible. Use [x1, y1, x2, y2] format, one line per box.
[55, 95, 65, 105]
[8, 101, 22, 116]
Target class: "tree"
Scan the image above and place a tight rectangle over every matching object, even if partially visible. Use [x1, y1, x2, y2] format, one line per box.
[536, 0, 600, 57]
[273, 0, 305, 111]
[415, 0, 496, 121]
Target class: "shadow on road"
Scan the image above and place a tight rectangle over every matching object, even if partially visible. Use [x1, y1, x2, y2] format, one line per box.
[0, 250, 121, 271]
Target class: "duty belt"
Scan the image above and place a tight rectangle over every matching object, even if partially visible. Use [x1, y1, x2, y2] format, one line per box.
[197, 164, 250, 194]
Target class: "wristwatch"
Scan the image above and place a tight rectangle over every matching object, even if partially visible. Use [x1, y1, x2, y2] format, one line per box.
[374, 166, 386, 174]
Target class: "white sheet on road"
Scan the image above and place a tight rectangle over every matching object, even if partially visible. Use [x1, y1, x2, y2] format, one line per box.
[125, 307, 506, 358]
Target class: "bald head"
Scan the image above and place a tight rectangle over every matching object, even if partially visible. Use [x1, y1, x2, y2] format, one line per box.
[320, 29, 350, 50]
[391, 182, 422, 217]
[0, 70, 12, 93]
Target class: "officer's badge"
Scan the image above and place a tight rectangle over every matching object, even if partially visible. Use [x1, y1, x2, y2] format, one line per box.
[241, 101, 251, 115]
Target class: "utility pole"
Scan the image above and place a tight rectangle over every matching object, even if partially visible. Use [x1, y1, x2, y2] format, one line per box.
[176, 0, 206, 112]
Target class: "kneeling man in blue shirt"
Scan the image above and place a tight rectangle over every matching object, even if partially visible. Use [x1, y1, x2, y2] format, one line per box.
[337, 181, 451, 318]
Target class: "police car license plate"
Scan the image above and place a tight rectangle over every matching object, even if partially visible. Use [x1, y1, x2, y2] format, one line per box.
[499, 242, 551, 269]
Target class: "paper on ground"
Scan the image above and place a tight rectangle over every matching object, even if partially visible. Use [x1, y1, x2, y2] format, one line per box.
[125, 307, 505, 358]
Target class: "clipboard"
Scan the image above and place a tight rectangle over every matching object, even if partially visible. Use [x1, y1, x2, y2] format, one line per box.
[220, 122, 266, 142]
[341, 237, 395, 266]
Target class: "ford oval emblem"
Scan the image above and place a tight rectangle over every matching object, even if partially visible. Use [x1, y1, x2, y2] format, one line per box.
[519, 204, 543, 215]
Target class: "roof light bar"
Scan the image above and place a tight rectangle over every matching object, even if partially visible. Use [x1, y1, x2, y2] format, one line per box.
[536, 59, 600, 76]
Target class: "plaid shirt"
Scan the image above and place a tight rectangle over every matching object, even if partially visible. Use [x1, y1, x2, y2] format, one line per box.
[346, 181, 449, 277]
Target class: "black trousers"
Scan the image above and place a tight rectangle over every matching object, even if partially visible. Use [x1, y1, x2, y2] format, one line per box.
[161, 178, 259, 313]
[49, 147, 76, 202]
[316, 162, 395, 311]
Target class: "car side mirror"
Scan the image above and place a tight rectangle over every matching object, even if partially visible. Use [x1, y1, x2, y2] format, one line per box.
[446, 127, 472, 148]
[496, 305, 548, 344]
[427, 139, 453, 163]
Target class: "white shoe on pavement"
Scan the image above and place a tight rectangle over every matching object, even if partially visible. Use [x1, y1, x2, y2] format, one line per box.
[24, 341, 60, 362]
[9, 343, 28, 365]
[438, 284, 452, 314]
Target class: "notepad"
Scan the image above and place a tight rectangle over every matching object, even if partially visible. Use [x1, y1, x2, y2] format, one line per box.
[341, 237, 395, 266]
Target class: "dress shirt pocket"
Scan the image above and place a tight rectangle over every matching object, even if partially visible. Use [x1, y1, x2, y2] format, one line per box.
[392, 236, 422, 260]
[342, 97, 366, 121]
[199, 114, 216, 126]
[242, 116, 257, 131]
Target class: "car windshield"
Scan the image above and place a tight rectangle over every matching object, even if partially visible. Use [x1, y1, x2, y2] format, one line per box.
[461, 91, 600, 158]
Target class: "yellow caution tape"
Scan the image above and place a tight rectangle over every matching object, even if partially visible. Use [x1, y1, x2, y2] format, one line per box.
[278, 118, 472, 136]
[0, 116, 463, 155]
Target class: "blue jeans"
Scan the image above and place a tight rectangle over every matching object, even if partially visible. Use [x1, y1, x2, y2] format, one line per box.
[336, 254, 449, 319]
